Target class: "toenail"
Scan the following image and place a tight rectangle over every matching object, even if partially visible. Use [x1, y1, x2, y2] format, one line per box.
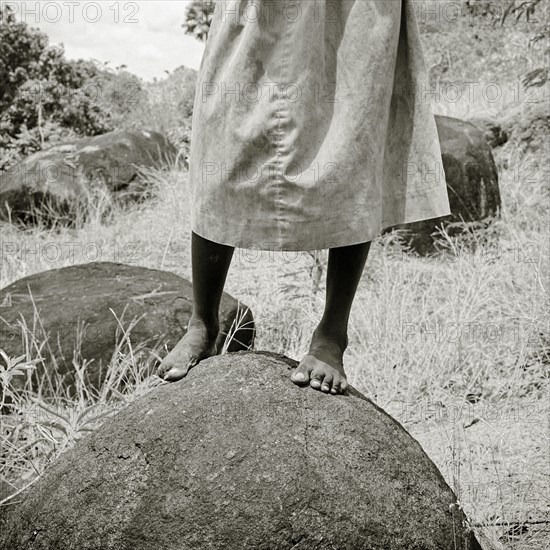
[293, 372, 305, 381]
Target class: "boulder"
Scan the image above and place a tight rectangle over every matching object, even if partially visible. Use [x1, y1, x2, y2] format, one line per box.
[389, 115, 501, 254]
[0, 262, 254, 394]
[0, 129, 177, 223]
[0, 351, 482, 550]
[467, 116, 509, 149]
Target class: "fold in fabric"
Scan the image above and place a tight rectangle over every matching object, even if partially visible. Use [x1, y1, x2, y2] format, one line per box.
[189, 0, 451, 251]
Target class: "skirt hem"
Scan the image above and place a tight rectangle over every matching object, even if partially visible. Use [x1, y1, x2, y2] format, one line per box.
[191, 204, 452, 251]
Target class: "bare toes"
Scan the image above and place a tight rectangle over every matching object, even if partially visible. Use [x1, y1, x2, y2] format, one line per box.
[309, 373, 324, 390]
[291, 365, 312, 386]
[330, 373, 341, 394]
[320, 373, 333, 393]
[163, 362, 193, 382]
[157, 362, 173, 379]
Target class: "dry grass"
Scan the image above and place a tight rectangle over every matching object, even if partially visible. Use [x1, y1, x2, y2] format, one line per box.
[1, 2, 549, 546]
[1, 142, 548, 545]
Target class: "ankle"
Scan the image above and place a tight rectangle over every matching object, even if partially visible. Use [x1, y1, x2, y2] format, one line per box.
[311, 325, 348, 352]
[188, 314, 219, 338]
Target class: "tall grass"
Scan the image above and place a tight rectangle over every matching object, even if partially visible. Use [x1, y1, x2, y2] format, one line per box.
[1, 3, 549, 545]
[1, 136, 548, 547]
[0, 309, 174, 502]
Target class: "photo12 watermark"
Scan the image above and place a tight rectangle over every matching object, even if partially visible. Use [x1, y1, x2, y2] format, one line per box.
[395, 398, 544, 425]
[401, 319, 545, 346]
[1, 1, 140, 24]
[0, 241, 140, 266]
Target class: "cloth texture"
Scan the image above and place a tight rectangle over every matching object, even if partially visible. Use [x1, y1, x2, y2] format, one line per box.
[189, 0, 451, 251]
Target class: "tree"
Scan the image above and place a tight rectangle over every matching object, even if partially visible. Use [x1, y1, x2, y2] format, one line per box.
[0, 4, 143, 171]
[182, 0, 216, 42]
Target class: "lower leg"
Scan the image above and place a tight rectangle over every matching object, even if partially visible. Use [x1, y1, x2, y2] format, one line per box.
[315, 240, 372, 346]
[189, 230, 235, 332]
[158, 231, 234, 381]
[292, 241, 371, 393]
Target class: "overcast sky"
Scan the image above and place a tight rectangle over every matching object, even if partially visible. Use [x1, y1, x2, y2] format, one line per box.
[5, 1, 205, 80]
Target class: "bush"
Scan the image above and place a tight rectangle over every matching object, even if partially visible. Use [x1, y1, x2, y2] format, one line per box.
[0, 5, 144, 172]
[119, 66, 197, 168]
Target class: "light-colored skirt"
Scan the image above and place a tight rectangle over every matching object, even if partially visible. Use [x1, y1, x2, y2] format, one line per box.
[189, 0, 451, 251]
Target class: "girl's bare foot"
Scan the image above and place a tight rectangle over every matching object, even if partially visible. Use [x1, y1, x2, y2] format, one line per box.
[157, 316, 219, 382]
[291, 327, 349, 395]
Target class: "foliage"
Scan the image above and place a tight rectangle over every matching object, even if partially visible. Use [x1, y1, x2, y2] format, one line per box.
[182, 0, 216, 42]
[500, 0, 550, 87]
[182, 0, 549, 92]
[0, 2, 195, 174]
[465, 0, 549, 88]
[0, 4, 144, 172]
[119, 66, 197, 168]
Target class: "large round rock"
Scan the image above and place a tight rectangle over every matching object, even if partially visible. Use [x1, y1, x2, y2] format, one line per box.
[389, 115, 501, 254]
[0, 262, 254, 394]
[0, 129, 177, 223]
[0, 352, 481, 550]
